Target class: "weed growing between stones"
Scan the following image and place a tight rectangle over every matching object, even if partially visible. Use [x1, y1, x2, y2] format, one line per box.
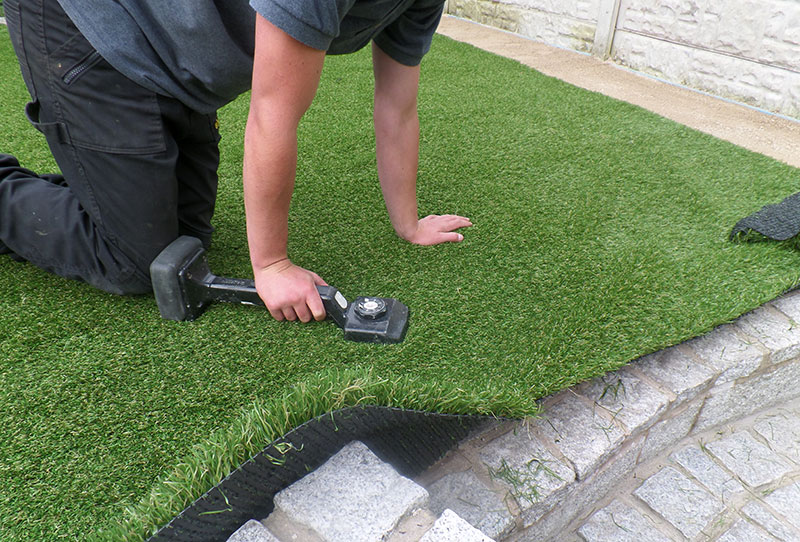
[487, 457, 564, 506]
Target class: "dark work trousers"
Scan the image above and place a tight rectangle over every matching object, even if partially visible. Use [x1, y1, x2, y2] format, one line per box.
[1, 0, 221, 294]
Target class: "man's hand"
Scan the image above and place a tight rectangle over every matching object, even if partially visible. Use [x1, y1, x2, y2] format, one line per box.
[405, 214, 473, 245]
[254, 259, 328, 322]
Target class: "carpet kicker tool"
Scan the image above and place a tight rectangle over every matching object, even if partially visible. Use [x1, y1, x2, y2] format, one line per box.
[150, 236, 409, 344]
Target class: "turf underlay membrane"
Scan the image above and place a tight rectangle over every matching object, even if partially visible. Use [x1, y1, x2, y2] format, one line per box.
[2, 28, 799, 540]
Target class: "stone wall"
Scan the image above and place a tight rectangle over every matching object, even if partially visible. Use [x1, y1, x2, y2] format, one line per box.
[443, 0, 800, 119]
[444, 0, 600, 52]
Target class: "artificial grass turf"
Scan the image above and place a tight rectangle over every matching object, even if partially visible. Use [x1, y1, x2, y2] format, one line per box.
[2, 25, 800, 541]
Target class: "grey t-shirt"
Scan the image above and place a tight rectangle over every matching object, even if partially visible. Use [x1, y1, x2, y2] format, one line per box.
[56, 0, 444, 113]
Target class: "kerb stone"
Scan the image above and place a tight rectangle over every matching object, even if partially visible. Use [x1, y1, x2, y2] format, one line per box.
[693, 360, 800, 433]
[576, 368, 670, 434]
[735, 306, 800, 364]
[273, 441, 428, 542]
[516, 437, 644, 539]
[683, 324, 764, 383]
[771, 292, 800, 326]
[639, 401, 701, 464]
[478, 425, 575, 522]
[634, 347, 715, 401]
[534, 393, 625, 479]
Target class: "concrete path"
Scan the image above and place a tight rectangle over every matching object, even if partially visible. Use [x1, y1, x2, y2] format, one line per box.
[435, 15, 800, 170]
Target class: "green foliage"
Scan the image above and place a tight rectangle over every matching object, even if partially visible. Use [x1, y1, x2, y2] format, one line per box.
[1, 29, 799, 540]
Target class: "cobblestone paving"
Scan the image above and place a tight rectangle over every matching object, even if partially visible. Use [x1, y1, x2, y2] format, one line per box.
[580, 397, 800, 541]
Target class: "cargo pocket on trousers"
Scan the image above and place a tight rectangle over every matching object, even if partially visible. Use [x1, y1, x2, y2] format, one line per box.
[25, 99, 71, 145]
[49, 31, 166, 155]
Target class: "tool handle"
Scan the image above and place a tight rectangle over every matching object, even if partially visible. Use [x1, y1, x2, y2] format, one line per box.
[205, 276, 262, 305]
[205, 276, 348, 328]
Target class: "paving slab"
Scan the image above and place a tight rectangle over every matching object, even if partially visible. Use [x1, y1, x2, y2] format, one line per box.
[419, 509, 496, 542]
[273, 441, 428, 542]
[741, 501, 800, 542]
[762, 481, 800, 531]
[717, 519, 777, 542]
[427, 470, 514, 539]
[670, 444, 745, 503]
[752, 408, 800, 463]
[577, 499, 672, 542]
[633, 466, 724, 539]
[705, 431, 793, 488]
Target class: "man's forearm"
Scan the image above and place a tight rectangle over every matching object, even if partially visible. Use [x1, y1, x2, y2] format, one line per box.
[245, 14, 325, 273]
[374, 103, 420, 240]
[372, 43, 422, 241]
[243, 111, 298, 270]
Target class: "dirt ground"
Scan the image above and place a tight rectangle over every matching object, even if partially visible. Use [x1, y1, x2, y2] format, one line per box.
[437, 16, 800, 170]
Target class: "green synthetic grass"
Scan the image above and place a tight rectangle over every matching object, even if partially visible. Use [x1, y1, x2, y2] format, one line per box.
[2, 26, 799, 541]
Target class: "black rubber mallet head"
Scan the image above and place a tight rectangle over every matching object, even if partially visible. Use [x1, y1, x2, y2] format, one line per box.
[149, 236, 409, 344]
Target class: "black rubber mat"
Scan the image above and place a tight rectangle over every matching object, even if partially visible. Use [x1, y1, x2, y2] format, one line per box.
[731, 192, 800, 241]
[147, 406, 495, 542]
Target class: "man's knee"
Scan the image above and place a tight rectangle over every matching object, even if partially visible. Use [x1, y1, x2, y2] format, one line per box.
[110, 276, 153, 296]
[88, 264, 152, 296]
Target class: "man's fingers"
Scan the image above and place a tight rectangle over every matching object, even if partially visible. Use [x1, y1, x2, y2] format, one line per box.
[442, 215, 472, 229]
[308, 293, 327, 321]
[295, 303, 313, 323]
[441, 231, 464, 243]
[302, 277, 327, 321]
[423, 214, 473, 231]
[282, 307, 298, 322]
